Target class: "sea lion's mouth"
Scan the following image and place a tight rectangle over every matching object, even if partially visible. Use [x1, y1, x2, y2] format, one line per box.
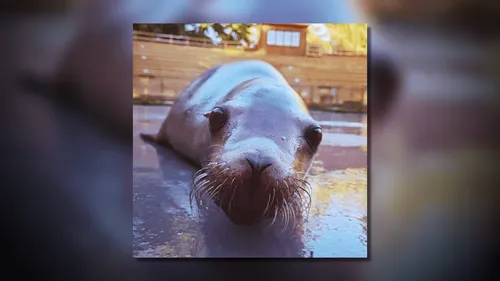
[214, 200, 274, 225]
[190, 162, 313, 227]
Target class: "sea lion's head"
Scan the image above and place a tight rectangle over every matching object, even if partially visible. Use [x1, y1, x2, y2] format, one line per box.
[191, 79, 322, 226]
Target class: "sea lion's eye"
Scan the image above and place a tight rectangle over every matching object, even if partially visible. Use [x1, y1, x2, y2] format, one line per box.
[208, 107, 227, 132]
[305, 126, 322, 149]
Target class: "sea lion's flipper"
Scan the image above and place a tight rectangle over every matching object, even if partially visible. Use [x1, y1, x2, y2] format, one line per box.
[139, 133, 172, 148]
[139, 133, 157, 143]
[140, 133, 199, 168]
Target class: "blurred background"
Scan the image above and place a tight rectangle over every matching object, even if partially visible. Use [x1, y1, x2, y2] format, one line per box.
[2, 0, 499, 280]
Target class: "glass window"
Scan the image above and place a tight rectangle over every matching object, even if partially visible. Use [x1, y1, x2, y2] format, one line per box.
[276, 30, 284, 46]
[283, 31, 292, 46]
[268, 29, 301, 47]
[267, 30, 276, 45]
[291, 32, 300, 47]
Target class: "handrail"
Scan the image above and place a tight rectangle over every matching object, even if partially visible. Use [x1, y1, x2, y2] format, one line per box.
[133, 30, 365, 56]
[133, 30, 249, 49]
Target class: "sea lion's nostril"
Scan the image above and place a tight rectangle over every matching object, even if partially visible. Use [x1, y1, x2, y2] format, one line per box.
[246, 155, 273, 174]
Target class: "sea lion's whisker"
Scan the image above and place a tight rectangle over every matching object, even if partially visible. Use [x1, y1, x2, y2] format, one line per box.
[206, 144, 224, 151]
[193, 170, 203, 179]
[201, 153, 221, 166]
[213, 180, 225, 195]
[195, 182, 209, 204]
[282, 200, 290, 231]
[270, 205, 279, 226]
[263, 179, 271, 192]
[192, 173, 207, 185]
[206, 182, 222, 199]
[228, 184, 238, 217]
[276, 187, 288, 230]
[271, 187, 276, 206]
[295, 178, 312, 193]
[209, 178, 228, 197]
[262, 193, 272, 218]
[293, 179, 312, 208]
[207, 188, 221, 201]
[283, 180, 290, 195]
[285, 208, 292, 232]
[190, 174, 216, 217]
[196, 179, 210, 191]
[193, 172, 208, 185]
[226, 176, 237, 216]
[191, 131, 313, 227]
[288, 199, 297, 230]
[219, 177, 229, 187]
[205, 161, 219, 168]
[200, 186, 214, 209]
[279, 205, 286, 231]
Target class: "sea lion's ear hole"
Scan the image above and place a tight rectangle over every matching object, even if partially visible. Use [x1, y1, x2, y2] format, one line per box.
[208, 107, 227, 132]
[305, 126, 322, 149]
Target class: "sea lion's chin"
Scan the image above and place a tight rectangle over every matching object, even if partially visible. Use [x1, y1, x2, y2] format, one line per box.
[217, 201, 271, 226]
[214, 180, 276, 226]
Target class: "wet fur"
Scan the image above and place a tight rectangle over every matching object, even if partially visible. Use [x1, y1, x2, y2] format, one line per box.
[190, 152, 312, 230]
[141, 60, 318, 228]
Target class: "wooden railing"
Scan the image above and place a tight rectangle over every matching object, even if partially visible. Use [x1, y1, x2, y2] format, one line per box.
[134, 30, 364, 56]
[133, 30, 250, 50]
[306, 44, 322, 57]
[306, 43, 365, 57]
[132, 34, 367, 113]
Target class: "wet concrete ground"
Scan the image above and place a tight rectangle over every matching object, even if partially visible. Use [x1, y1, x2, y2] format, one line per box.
[133, 105, 367, 258]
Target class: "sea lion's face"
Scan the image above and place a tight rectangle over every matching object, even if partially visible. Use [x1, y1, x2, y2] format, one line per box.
[191, 85, 322, 226]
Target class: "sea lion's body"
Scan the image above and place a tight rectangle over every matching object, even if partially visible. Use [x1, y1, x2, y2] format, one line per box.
[148, 60, 306, 164]
[141, 60, 321, 225]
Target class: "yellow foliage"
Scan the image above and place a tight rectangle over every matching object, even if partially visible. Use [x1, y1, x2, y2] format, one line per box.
[328, 24, 367, 54]
[308, 24, 367, 55]
[198, 23, 367, 54]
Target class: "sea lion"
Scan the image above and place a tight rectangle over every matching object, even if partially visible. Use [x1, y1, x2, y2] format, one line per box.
[140, 60, 322, 226]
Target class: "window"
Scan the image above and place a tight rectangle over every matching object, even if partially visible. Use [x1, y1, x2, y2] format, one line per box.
[291, 32, 300, 47]
[283, 32, 291, 46]
[276, 31, 284, 45]
[267, 30, 276, 45]
[267, 30, 301, 47]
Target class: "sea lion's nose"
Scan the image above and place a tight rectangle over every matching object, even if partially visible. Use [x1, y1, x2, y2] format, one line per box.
[246, 154, 273, 175]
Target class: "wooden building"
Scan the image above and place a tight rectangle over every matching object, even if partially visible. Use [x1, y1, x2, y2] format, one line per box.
[133, 24, 367, 112]
[258, 24, 309, 56]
